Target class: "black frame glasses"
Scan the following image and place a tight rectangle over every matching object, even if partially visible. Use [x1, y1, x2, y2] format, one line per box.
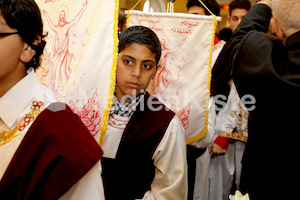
[0, 32, 19, 37]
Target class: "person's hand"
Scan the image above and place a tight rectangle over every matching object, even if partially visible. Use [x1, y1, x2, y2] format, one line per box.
[257, 0, 272, 8]
[209, 143, 227, 158]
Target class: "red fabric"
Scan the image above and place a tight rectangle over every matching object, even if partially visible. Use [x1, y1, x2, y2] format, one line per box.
[213, 135, 229, 149]
[0, 102, 103, 200]
[214, 35, 221, 45]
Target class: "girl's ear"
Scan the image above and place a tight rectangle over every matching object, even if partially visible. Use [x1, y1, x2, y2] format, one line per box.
[271, 18, 285, 40]
[20, 36, 41, 63]
[20, 43, 36, 63]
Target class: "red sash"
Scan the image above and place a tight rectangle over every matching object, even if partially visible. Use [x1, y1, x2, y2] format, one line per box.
[0, 102, 103, 200]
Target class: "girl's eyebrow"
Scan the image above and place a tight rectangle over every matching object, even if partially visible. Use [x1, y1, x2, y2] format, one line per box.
[143, 59, 155, 64]
[122, 55, 155, 64]
[122, 55, 136, 60]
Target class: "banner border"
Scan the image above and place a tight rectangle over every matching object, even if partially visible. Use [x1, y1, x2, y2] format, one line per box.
[185, 15, 217, 145]
[98, 0, 119, 146]
[126, 10, 222, 22]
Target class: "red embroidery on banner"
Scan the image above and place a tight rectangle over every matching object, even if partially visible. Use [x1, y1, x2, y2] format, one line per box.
[69, 90, 101, 137]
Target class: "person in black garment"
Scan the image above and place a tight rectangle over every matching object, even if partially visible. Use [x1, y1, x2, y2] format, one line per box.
[227, 0, 300, 199]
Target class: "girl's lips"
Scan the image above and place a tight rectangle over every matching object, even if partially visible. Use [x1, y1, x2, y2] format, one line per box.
[127, 82, 141, 89]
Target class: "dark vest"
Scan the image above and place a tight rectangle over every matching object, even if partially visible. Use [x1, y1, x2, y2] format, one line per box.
[101, 93, 175, 200]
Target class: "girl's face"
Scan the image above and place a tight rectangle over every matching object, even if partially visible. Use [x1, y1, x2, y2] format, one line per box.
[187, 6, 206, 15]
[228, 8, 248, 32]
[116, 43, 157, 104]
[0, 16, 27, 97]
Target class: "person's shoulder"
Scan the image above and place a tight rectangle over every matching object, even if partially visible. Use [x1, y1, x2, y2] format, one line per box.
[169, 115, 185, 132]
[162, 115, 186, 146]
[243, 31, 283, 47]
[238, 31, 284, 64]
[144, 92, 175, 116]
[32, 102, 101, 151]
[39, 102, 78, 123]
[136, 93, 176, 131]
[35, 102, 90, 137]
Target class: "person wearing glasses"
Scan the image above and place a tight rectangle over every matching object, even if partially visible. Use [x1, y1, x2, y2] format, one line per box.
[0, 0, 104, 199]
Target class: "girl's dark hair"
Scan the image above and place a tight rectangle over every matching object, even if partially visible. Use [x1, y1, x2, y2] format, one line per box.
[119, 26, 161, 65]
[0, 0, 46, 70]
[229, 0, 251, 16]
[186, 0, 220, 16]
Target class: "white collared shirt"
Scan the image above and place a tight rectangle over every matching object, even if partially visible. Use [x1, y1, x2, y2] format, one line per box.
[0, 68, 56, 131]
[0, 68, 105, 200]
[0, 68, 57, 179]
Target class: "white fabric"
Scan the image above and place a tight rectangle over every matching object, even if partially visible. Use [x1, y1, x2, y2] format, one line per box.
[191, 97, 216, 200]
[0, 69, 56, 179]
[190, 97, 216, 148]
[0, 69, 104, 199]
[35, 0, 117, 140]
[209, 142, 245, 200]
[211, 40, 226, 69]
[0, 69, 55, 130]
[102, 114, 129, 159]
[216, 82, 248, 141]
[102, 114, 188, 200]
[194, 150, 211, 200]
[209, 82, 248, 200]
[189, 41, 225, 200]
[59, 161, 105, 200]
[128, 11, 216, 144]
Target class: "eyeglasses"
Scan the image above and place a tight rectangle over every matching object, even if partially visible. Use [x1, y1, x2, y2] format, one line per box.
[0, 32, 19, 37]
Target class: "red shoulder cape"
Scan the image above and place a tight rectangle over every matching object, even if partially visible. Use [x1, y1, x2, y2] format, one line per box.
[0, 102, 103, 200]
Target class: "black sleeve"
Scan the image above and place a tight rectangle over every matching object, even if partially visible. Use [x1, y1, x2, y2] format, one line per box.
[227, 4, 272, 74]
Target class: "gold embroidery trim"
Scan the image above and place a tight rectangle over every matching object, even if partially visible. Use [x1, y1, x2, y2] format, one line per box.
[98, 0, 119, 146]
[0, 102, 43, 147]
[0, 125, 21, 147]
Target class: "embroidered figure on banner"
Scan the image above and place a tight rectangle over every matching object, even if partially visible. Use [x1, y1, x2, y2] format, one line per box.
[69, 90, 101, 137]
[149, 37, 186, 95]
[148, 37, 190, 129]
[43, 0, 88, 93]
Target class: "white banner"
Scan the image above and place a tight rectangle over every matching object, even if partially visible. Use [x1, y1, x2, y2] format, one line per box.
[128, 11, 217, 144]
[35, 0, 118, 144]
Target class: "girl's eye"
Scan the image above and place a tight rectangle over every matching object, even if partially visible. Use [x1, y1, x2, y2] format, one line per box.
[142, 64, 152, 70]
[124, 60, 133, 65]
